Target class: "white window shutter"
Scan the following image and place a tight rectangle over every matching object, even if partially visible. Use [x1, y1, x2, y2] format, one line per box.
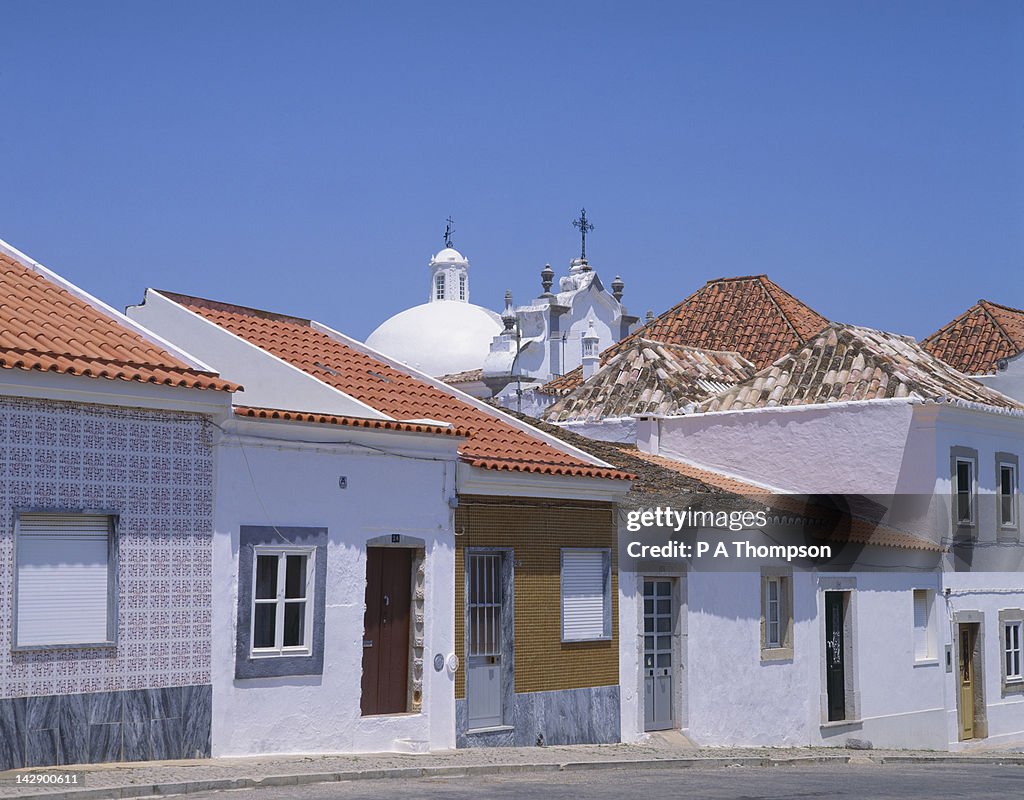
[17, 513, 112, 646]
[913, 590, 932, 660]
[562, 549, 608, 641]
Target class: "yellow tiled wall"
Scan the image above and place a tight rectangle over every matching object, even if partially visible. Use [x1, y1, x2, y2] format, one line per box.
[454, 496, 618, 699]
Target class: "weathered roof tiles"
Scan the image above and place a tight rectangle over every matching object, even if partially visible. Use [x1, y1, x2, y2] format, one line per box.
[541, 274, 828, 396]
[699, 323, 1022, 413]
[543, 338, 756, 422]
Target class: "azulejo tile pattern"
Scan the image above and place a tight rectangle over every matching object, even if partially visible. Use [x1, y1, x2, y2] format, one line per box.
[0, 396, 214, 700]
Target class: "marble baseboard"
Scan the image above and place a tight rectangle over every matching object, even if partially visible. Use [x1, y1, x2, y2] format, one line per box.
[456, 685, 621, 748]
[0, 685, 211, 771]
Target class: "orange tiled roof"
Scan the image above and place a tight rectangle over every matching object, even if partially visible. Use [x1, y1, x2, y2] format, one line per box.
[234, 406, 466, 436]
[541, 275, 828, 396]
[0, 252, 236, 392]
[165, 293, 629, 480]
[699, 323, 1022, 412]
[922, 299, 1024, 375]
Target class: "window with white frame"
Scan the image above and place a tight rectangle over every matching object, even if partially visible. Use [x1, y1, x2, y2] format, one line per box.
[251, 547, 315, 656]
[1006, 621, 1023, 683]
[459, 274, 467, 301]
[561, 548, 611, 641]
[999, 461, 1018, 529]
[434, 273, 446, 300]
[766, 578, 783, 647]
[913, 589, 936, 661]
[760, 569, 793, 659]
[954, 457, 976, 525]
[15, 512, 116, 648]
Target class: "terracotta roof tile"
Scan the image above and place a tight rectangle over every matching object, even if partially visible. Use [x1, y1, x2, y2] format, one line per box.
[0, 251, 236, 392]
[922, 299, 1024, 375]
[541, 275, 828, 396]
[700, 323, 1022, 412]
[542, 339, 756, 422]
[233, 406, 466, 436]
[165, 293, 629, 481]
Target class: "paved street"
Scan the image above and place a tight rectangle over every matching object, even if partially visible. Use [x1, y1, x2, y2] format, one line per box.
[183, 762, 1024, 800]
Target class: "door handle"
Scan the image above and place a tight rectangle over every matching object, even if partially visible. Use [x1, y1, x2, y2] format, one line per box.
[363, 639, 373, 648]
[384, 594, 390, 607]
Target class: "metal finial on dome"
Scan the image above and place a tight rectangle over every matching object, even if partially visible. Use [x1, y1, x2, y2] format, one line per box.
[541, 263, 554, 294]
[501, 289, 517, 333]
[645, 309, 655, 324]
[443, 216, 455, 249]
[611, 275, 624, 301]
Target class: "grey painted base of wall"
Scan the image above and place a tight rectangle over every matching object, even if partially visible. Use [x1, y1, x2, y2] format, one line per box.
[456, 685, 620, 748]
[0, 685, 211, 771]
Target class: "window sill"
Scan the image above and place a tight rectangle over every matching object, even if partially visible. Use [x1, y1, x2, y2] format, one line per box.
[465, 724, 515, 735]
[12, 641, 116, 652]
[820, 719, 863, 730]
[913, 658, 940, 668]
[760, 647, 794, 663]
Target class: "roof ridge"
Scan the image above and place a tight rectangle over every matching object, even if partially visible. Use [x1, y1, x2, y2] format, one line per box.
[979, 298, 1024, 315]
[975, 301, 1017, 350]
[157, 290, 312, 327]
[758, 275, 829, 342]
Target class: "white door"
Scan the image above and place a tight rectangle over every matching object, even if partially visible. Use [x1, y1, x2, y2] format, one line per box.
[467, 552, 503, 729]
[643, 578, 674, 731]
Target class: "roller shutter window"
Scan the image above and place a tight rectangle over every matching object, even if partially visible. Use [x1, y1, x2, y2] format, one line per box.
[16, 513, 115, 647]
[561, 548, 611, 641]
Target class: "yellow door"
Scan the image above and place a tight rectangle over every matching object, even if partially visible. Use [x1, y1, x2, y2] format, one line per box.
[959, 624, 975, 740]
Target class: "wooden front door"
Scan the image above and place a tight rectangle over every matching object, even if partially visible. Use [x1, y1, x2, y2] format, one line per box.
[959, 624, 976, 740]
[825, 592, 846, 722]
[361, 547, 412, 716]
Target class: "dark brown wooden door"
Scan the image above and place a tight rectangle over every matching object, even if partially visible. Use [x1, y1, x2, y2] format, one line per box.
[361, 547, 412, 716]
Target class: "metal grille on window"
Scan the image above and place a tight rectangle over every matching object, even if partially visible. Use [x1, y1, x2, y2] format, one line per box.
[468, 553, 502, 657]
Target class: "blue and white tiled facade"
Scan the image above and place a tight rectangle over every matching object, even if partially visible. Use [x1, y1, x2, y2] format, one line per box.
[0, 397, 215, 770]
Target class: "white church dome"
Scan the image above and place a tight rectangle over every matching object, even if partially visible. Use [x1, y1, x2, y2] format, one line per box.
[366, 301, 502, 377]
[432, 247, 467, 264]
[365, 243, 502, 377]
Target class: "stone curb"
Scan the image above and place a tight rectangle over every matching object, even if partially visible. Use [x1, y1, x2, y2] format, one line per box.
[7, 753, 1024, 800]
[874, 755, 1024, 766]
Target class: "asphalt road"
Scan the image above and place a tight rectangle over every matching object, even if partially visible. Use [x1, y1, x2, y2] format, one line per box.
[185, 762, 1024, 800]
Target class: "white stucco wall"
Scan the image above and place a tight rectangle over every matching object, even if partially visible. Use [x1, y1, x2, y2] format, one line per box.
[128, 290, 387, 419]
[211, 423, 458, 756]
[976, 354, 1024, 404]
[942, 572, 1024, 748]
[653, 400, 927, 495]
[619, 556, 954, 749]
[555, 417, 637, 444]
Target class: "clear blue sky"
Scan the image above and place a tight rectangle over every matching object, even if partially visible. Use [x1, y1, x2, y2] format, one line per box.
[2, 1, 1021, 341]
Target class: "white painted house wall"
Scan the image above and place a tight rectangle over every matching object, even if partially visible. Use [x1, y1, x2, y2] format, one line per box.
[211, 419, 460, 756]
[625, 397, 1024, 750]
